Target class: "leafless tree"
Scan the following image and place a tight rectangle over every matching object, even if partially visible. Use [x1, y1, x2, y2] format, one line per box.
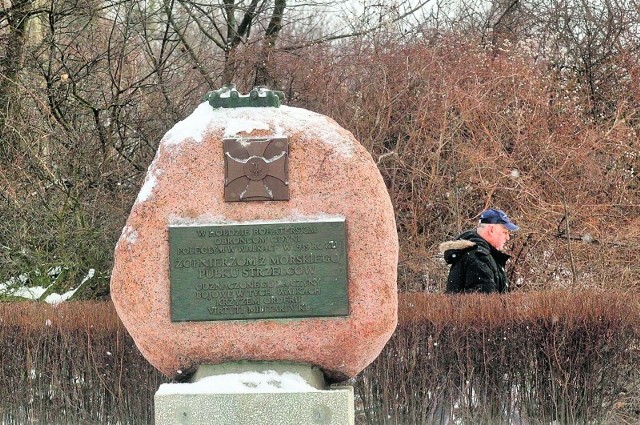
[0, 0, 434, 295]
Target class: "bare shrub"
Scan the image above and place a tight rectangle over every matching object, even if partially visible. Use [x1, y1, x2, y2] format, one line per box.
[0, 301, 165, 424]
[2, 294, 638, 424]
[356, 291, 640, 424]
[284, 37, 640, 292]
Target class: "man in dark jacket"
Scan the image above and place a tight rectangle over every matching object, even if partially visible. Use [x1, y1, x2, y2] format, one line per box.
[440, 208, 519, 294]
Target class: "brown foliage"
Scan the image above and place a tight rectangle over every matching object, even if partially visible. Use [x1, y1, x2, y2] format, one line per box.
[279, 38, 640, 292]
[0, 8, 639, 296]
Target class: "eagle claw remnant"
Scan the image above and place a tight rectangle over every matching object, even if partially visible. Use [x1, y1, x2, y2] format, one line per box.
[204, 84, 285, 108]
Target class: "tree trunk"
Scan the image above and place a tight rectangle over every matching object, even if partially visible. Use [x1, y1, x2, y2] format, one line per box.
[254, 0, 286, 88]
[0, 0, 31, 155]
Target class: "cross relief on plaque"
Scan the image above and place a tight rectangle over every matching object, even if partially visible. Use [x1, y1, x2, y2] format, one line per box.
[223, 137, 289, 202]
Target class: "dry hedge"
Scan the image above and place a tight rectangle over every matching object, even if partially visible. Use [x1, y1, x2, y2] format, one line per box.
[288, 39, 640, 293]
[0, 302, 164, 424]
[357, 290, 640, 424]
[2, 292, 639, 424]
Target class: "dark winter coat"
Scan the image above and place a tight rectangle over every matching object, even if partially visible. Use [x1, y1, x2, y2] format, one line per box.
[439, 230, 511, 294]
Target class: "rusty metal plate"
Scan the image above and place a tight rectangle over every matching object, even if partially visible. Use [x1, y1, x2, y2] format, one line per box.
[224, 137, 289, 202]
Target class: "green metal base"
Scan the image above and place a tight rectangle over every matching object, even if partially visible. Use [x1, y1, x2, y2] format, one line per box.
[204, 85, 285, 108]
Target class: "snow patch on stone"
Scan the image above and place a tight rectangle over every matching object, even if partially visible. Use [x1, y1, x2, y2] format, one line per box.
[135, 167, 162, 204]
[277, 106, 355, 157]
[156, 370, 319, 395]
[169, 213, 345, 227]
[223, 119, 270, 137]
[158, 102, 356, 157]
[163, 103, 216, 145]
[118, 225, 138, 248]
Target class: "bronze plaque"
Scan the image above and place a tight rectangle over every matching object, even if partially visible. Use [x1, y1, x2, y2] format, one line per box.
[224, 137, 289, 201]
[169, 220, 348, 321]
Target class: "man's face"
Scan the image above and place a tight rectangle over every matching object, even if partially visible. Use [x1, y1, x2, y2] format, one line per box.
[487, 224, 511, 251]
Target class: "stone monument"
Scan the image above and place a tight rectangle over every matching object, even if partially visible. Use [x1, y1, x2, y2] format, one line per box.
[110, 85, 398, 424]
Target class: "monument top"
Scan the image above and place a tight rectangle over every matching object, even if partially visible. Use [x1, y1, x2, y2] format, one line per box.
[204, 84, 285, 109]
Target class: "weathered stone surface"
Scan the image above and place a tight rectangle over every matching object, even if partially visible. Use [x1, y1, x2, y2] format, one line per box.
[110, 103, 398, 382]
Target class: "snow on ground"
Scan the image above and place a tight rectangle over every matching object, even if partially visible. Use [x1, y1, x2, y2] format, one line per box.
[0, 268, 95, 304]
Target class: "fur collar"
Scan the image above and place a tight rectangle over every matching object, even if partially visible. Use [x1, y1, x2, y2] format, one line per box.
[439, 239, 476, 253]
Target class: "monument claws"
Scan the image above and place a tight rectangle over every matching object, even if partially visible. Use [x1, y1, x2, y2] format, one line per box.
[204, 84, 285, 108]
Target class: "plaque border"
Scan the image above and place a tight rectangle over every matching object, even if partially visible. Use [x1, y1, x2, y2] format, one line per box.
[168, 218, 349, 322]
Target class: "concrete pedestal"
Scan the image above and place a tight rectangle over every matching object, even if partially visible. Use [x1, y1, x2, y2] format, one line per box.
[154, 362, 354, 425]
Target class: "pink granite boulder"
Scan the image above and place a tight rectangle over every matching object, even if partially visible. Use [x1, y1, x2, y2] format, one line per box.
[110, 103, 398, 381]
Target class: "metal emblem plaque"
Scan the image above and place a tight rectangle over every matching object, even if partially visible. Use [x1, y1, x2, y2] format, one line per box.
[224, 137, 289, 201]
[169, 219, 348, 321]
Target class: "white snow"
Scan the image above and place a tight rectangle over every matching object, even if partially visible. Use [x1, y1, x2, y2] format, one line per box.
[118, 225, 138, 246]
[44, 269, 94, 305]
[163, 102, 216, 145]
[48, 266, 63, 277]
[169, 213, 345, 227]
[160, 102, 356, 156]
[0, 268, 95, 304]
[223, 119, 270, 137]
[135, 169, 160, 204]
[156, 370, 319, 395]
[3, 274, 29, 286]
[11, 285, 49, 300]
